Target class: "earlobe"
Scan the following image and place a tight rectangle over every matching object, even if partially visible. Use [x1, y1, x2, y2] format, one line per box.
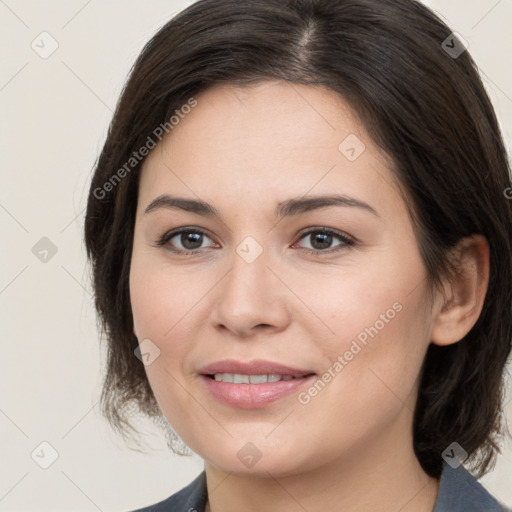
[430, 235, 490, 347]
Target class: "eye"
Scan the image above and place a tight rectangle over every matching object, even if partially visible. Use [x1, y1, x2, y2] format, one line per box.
[155, 226, 355, 256]
[156, 228, 216, 254]
[293, 227, 355, 254]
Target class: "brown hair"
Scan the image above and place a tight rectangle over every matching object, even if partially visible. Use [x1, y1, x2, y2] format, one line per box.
[84, 0, 512, 479]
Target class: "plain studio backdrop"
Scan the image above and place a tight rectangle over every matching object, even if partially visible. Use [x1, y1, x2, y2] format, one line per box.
[1, 1, 511, 511]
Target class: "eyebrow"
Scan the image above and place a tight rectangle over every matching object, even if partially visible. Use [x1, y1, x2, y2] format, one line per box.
[144, 193, 380, 219]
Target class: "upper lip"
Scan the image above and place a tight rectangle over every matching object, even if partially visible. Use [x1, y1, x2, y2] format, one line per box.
[199, 359, 315, 377]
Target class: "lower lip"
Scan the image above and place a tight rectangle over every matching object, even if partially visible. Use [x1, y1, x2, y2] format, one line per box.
[200, 374, 316, 409]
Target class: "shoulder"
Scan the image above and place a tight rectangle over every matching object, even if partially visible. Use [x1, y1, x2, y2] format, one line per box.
[125, 464, 512, 512]
[127, 471, 207, 512]
[434, 462, 511, 512]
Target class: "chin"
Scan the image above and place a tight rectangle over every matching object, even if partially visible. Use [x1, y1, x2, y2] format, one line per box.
[198, 435, 315, 478]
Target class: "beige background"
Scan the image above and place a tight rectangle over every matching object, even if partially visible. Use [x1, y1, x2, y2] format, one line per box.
[0, 1, 511, 510]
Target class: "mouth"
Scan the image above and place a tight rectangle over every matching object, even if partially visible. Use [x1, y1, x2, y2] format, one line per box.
[199, 358, 315, 377]
[204, 373, 313, 383]
[198, 359, 317, 408]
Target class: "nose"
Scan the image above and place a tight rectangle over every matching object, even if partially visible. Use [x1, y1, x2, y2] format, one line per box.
[211, 245, 291, 338]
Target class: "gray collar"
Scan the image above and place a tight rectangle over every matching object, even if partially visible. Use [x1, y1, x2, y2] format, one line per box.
[131, 462, 509, 511]
[433, 462, 508, 511]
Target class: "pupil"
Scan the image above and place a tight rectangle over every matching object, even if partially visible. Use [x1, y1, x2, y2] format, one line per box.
[182, 232, 202, 250]
[312, 232, 332, 250]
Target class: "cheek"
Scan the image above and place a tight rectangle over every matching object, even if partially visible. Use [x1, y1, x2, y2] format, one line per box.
[305, 250, 425, 354]
[298, 248, 430, 409]
[129, 246, 203, 341]
[130, 265, 172, 341]
[291, 301, 429, 468]
[297, 270, 430, 439]
[129, 254, 201, 420]
[129, 250, 216, 388]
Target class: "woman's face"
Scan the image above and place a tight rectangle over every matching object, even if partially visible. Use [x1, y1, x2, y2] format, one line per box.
[130, 81, 438, 477]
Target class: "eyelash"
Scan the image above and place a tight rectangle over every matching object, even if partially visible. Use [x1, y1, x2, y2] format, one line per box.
[155, 226, 356, 256]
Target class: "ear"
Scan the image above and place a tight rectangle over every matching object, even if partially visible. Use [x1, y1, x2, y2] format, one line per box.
[430, 235, 490, 346]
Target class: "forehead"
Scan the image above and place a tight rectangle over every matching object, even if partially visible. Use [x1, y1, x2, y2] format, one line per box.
[138, 80, 402, 220]
[163, 80, 367, 155]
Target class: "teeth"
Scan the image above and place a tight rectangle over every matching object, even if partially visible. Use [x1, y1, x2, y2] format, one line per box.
[249, 374, 267, 384]
[213, 373, 298, 383]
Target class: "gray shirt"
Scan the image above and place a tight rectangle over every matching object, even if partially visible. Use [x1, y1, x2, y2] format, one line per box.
[131, 463, 510, 511]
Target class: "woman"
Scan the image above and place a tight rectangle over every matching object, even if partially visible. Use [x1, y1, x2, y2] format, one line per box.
[84, 0, 512, 510]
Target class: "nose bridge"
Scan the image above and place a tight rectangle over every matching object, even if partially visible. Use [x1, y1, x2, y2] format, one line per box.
[225, 234, 274, 307]
[212, 233, 289, 335]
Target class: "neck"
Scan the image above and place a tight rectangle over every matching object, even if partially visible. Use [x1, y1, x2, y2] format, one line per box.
[203, 410, 440, 512]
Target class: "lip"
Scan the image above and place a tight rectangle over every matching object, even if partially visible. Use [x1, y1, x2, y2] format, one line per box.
[199, 359, 314, 376]
[198, 359, 316, 409]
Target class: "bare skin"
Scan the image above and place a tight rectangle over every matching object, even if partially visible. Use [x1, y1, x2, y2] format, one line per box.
[129, 80, 489, 512]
